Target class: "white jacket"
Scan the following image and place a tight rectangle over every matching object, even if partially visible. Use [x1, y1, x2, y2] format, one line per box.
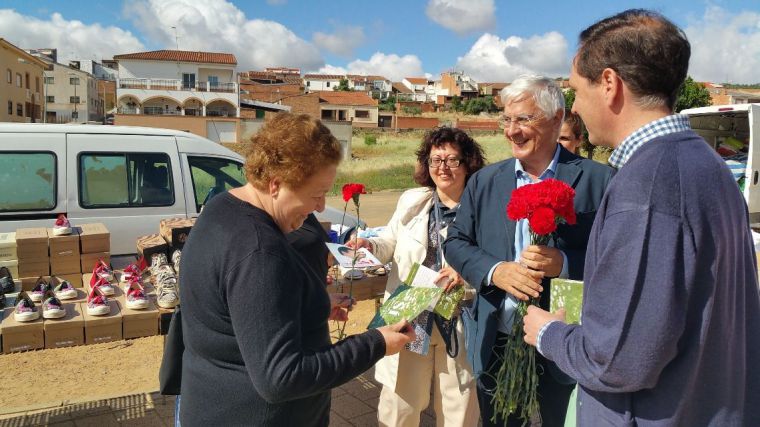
[369, 187, 475, 392]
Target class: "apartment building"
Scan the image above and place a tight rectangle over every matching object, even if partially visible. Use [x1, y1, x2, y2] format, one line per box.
[0, 38, 46, 123]
[42, 61, 102, 123]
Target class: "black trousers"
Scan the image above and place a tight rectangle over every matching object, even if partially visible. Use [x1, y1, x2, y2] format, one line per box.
[477, 332, 574, 427]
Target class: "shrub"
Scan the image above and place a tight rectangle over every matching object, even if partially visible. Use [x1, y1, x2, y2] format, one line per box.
[364, 134, 377, 145]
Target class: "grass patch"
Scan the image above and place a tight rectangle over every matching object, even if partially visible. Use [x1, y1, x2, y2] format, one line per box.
[332, 164, 416, 195]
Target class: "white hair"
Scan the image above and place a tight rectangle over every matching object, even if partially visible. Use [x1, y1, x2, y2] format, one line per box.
[500, 74, 565, 120]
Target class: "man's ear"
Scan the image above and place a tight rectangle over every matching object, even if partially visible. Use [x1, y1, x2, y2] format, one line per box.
[601, 67, 623, 108]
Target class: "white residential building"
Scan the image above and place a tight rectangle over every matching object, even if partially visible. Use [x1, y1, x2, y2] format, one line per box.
[303, 74, 343, 92]
[43, 61, 102, 123]
[114, 50, 239, 118]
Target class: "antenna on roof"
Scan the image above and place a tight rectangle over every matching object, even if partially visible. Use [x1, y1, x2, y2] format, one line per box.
[170, 26, 180, 50]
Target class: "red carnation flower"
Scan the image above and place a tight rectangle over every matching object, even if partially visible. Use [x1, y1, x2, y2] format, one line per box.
[342, 183, 366, 203]
[529, 206, 557, 235]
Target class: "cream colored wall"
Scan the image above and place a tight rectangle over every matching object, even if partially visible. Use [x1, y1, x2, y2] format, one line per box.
[0, 43, 44, 122]
[113, 114, 239, 141]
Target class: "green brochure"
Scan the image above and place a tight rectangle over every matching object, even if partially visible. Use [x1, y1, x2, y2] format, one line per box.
[367, 284, 443, 328]
[550, 278, 584, 325]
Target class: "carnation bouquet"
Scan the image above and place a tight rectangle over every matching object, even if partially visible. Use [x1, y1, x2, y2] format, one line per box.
[491, 178, 576, 425]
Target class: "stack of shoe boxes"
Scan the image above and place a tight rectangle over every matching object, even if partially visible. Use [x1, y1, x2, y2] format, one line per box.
[47, 228, 83, 287]
[15, 228, 49, 291]
[43, 303, 85, 349]
[79, 223, 110, 274]
[136, 233, 169, 262]
[159, 217, 195, 250]
[81, 299, 122, 344]
[1, 305, 45, 352]
[0, 232, 18, 290]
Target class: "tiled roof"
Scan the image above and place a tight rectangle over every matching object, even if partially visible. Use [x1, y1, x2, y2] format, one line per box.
[303, 74, 344, 80]
[391, 82, 413, 93]
[113, 50, 237, 65]
[346, 74, 389, 82]
[405, 77, 428, 85]
[319, 91, 378, 106]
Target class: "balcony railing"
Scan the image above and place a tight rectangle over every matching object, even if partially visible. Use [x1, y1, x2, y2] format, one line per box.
[118, 78, 237, 93]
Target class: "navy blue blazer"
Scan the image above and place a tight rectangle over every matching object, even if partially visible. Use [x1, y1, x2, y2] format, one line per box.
[443, 146, 614, 377]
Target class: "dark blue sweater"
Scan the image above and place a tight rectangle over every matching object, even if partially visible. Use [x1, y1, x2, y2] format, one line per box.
[542, 131, 760, 426]
[179, 193, 385, 426]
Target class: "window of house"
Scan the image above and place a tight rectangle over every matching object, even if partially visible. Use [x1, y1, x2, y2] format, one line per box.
[70, 96, 80, 104]
[326, 81, 330, 87]
[79, 152, 174, 208]
[187, 156, 245, 212]
[6, 69, 10, 84]
[355, 110, 370, 119]
[16, 73, 22, 87]
[35, 77, 40, 93]
[70, 77, 79, 85]
[306, 81, 310, 87]
[16, 103, 22, 116]
[182, 73, 196, 89]
[7, 101, 12, 115]
[25, 73, 30, 89]
[44, 76, 54, 84]
[46, 96, 54, 103]
[0, 152, 57, 212]
[321, 109, 333, 120]
[207, 76, 219, 87]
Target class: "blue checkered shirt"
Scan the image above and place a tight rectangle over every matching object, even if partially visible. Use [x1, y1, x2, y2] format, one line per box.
[607, 114, 692, 169]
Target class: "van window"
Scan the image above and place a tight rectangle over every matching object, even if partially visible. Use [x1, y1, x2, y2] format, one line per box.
[188, 156, 245, 212]
[0, 152, 56, 212]
[79, 153, 174, 208]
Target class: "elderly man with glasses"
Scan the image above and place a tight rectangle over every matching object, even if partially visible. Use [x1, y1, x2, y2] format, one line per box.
[444, 74, 614, 426]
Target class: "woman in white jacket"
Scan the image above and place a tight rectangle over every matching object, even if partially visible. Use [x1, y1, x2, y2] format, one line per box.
[350, 127, 486, 426]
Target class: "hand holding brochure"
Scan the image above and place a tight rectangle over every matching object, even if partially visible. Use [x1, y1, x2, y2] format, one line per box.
[549, 278, 584, 324]
[325, 242, 384, 269]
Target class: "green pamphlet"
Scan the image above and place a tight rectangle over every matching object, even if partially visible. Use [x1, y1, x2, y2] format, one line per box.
[550, 278, 584, 325]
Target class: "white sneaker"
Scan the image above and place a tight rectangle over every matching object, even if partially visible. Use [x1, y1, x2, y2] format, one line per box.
[155, 267, 179, 309]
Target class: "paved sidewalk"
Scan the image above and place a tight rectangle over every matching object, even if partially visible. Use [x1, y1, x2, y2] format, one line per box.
[0, 367, 437, 426]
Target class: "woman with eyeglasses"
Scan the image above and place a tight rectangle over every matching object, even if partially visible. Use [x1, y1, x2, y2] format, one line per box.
[349, 127, 486, 426]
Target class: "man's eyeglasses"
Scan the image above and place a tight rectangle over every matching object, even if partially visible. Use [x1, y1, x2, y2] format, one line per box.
[498, 114, 544, 129]
[428, 157, 462, 169]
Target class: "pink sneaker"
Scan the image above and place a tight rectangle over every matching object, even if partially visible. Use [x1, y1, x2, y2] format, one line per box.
[87, 286, 110, 316]
[125, 278, 149, 310]
[120, 262, 143, 284]
[91, 276, 114, 296]
[91, 260, 114, 283]
[53, 214, 72, 236]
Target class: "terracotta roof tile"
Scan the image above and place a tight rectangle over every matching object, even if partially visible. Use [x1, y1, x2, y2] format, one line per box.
[319, 91, 378, 106]
[392, 82, 413, 93]
[303, 74, 344, 80]
[405, 77, 428, 85]
[113, 50, 237, 65]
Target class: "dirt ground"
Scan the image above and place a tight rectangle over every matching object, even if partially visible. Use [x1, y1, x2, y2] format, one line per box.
[0, 191, 403, 413]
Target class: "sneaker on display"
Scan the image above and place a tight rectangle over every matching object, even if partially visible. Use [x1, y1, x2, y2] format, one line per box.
[52, 276, 77, 300]
[120, 262, 143, 284]
[14, 291, 40, 322]
[91, 259, 114, 283]
[30, 277, 53, 302]
[0, 266, 14, 294]
[150, 253, 169, 276]
[155, 266, 179, 309]
[42, 290, 66, 319]
[53, 214, 72, 236]
[91, 276, 114, 296]
[87, 286, 111, 316]
[125, 279, 150, 310]
[172, 249, 182, 276]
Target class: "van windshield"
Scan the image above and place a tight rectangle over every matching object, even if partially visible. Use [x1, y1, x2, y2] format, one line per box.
[188, 156, 245, 212]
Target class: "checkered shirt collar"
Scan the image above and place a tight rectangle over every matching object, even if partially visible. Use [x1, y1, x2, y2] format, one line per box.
[608, 114, 692, 169]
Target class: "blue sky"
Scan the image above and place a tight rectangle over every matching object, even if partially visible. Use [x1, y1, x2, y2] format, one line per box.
[1, 0, 759, 83]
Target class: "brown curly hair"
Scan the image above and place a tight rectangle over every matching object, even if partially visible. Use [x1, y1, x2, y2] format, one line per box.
[413, 127, 486, 188]
[244, 113, 342, 190]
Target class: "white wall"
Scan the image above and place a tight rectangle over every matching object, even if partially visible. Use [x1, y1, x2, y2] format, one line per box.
[118, 60, 235, 83]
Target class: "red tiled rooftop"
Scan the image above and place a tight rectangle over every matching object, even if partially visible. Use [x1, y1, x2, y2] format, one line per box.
[113, 50, 237, 65]
[304, 74, 344, 80]
[405, 77, 428, 85]
[392, 82, 413, 93]
[319, 91, 378, 106]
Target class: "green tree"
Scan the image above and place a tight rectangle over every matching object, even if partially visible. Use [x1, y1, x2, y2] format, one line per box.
[379, 95, 396, 112]
[402, 105, 422, 116]
[674, 77, 711, 112]
[564, 89, 576, 109]
[334, 78, 352, 91]
[451, 95, 463, 112]
[463, 97, 497, 115]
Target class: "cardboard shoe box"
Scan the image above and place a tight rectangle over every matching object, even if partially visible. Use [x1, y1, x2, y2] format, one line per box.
[0, 232, 17, 260]
[15, 228, 49, 259]
[79, 223, 110, 254]
[159, 217, 195, 249]
[136, 234, 169, 262]
[47, 228, 81, 275]
[1, 307, 45, 353]
[82, 300, 122, 345]
[43, 303, 85, 349]
[117, 296, 159, 339]
[81, 252, 111, 274]
[19, 274, 84, 292]
[18, 259, 49, 278]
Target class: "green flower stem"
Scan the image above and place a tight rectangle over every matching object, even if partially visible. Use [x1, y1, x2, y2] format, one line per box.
[337, 200, 360, 340]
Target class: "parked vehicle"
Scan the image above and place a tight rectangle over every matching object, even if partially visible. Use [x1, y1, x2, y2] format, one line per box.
[0, 124, 360, 262]
[682, 103, 760, 224]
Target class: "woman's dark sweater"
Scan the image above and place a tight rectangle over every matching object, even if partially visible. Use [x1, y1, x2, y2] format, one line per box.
[179, 192, 386, 426]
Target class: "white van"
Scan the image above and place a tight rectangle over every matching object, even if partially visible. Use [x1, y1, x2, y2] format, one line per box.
[0, 124, 358, 262]
[682, 103, 760, 224]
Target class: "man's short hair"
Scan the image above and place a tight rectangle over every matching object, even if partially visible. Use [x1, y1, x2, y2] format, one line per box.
[500, 74, 565, 119]
[575, 9, 690, 110]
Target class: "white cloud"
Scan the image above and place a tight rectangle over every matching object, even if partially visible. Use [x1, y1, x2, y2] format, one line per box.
[685, 7, 760, 84]
[426, 0, 495, 35]
[455, 32, 569, 82]
[0, 9, 144, 63]
[313, 25, 365, 57]
[266, 0, 287, 5]
[123, 0, 324, 72]
[318, 52, 425, 81]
